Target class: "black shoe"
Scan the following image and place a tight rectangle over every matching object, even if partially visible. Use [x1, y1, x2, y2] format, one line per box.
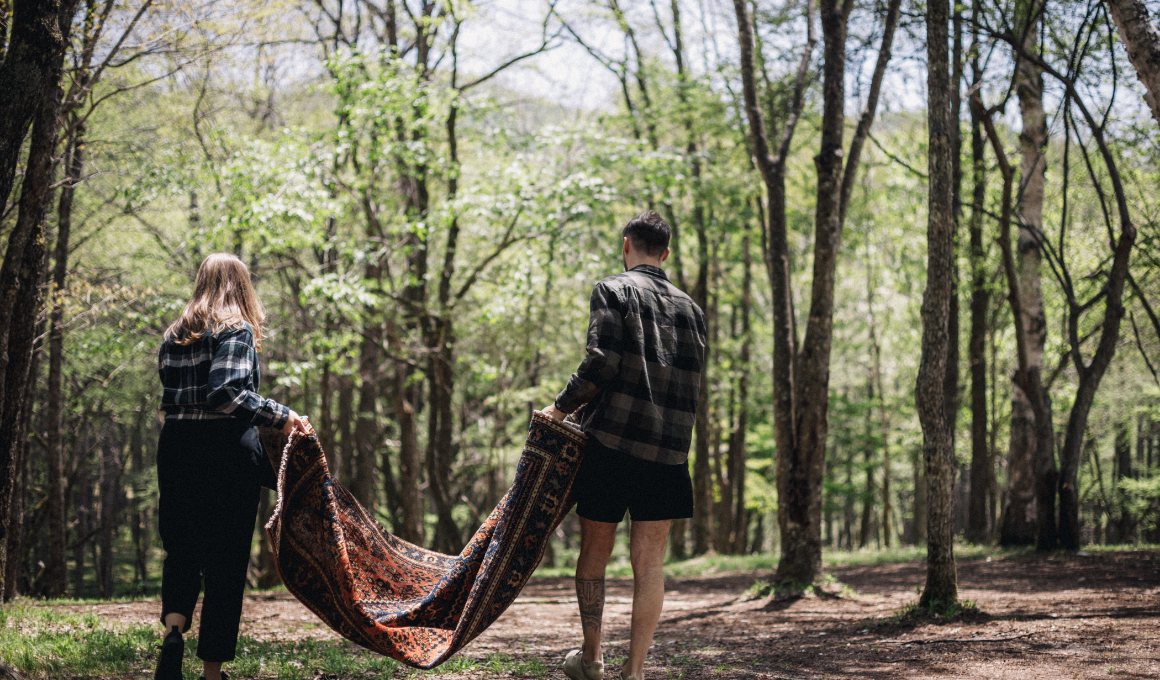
[154, 626, 183, 680]
[198, 674, 229, 680]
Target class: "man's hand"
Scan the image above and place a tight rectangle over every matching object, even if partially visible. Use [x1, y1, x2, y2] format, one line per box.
[541, 403, 565, 422]
[282, 410, 308, 436]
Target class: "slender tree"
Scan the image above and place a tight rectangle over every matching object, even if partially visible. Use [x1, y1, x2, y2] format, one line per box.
[965, 21, 991, 545]
[917, 0, 958, 608]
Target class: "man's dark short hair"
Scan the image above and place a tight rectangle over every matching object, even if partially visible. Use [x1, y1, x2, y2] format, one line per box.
[622, 211, 671, 257]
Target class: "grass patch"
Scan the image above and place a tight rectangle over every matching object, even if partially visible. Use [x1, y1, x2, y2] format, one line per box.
[403, 652, 547, 678]
[0, 603, 554, 679]
[0, 603, 398, 679]
[895, 598, 982, 622]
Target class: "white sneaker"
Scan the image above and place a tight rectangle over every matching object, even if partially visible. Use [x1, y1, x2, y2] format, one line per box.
[563, 649, 604, 680]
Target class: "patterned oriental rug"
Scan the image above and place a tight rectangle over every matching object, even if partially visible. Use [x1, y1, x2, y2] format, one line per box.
[263, 412, 586, 669]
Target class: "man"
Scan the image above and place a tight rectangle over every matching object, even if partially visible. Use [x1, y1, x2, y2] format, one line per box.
[543, 211, 707, 680]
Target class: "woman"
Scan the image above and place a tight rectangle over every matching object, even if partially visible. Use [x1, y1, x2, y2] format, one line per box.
[153, 253, 306, 680]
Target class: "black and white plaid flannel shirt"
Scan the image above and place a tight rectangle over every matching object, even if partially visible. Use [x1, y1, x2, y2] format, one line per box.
[555, 264, 707, 465]
[158, 323, 289, 428]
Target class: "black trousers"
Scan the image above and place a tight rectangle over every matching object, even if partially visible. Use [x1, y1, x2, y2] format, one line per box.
[157, 418, 267, 663]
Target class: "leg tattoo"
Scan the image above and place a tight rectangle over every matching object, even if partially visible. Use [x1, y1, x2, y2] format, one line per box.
[576, 576, 605, 642]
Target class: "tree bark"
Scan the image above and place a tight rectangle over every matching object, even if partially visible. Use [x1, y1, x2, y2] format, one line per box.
[425, 320, 461, 553]
[97, 435, 122, 599]
[859, 379, 876, 548]
[43, 123, 83, 597]
[965, 54, 991, 545]
[0, 73, 63, 589]
[388, 322, 423, 545]
[129, 401, 149, 589]
[912, 446, 926, 544]
[351, 315, 381, 511]
[867, 251, 892, 548]
[352, 195, 384, 512]
[337, 375, 355, 489]
[943, 0, 962, 473]
[1110, 420, 1135, 542]
[1106, 0, 1160, 125]
[727, 231, 753, 555]
[1013, 0, 1058, 551]
[691, 249, 712, 556]
[3, 338, 38, 601]
[977, 90, 1055, 550]
[0, 0, 69, 214]
[917, 0, 959, 609]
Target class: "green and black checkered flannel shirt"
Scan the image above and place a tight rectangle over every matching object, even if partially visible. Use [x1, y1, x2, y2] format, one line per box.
[554, 264, 707, 465]
[158, 323, 289, 428]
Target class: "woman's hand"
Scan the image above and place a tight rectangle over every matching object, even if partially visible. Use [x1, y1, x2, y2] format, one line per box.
[541, 404, 565, 422]
[282, 410, 307, 436]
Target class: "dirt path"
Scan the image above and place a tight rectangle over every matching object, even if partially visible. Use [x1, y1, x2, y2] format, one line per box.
[66, 551, 1160, 678]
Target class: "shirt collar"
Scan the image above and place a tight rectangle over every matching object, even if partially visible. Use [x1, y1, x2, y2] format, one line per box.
[630, 264, 669, 280]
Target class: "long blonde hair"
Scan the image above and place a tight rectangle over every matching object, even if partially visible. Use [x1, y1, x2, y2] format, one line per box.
[165, 253, 265, 347]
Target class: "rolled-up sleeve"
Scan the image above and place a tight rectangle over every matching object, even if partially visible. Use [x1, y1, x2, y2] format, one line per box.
[207, 328, 290, 428]
[555, 282, 624, 414]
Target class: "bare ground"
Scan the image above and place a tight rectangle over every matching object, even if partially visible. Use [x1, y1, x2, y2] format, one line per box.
[61, 550, 1160, 679]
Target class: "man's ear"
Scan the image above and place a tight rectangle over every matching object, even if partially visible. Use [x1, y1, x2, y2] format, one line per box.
[660, 247, 671, 263]
[623, 236, 632, 254]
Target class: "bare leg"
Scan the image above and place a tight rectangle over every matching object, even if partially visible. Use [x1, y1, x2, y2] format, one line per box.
[625, 520, 671, 679]
[576, 518, 617, 663]
[202, 661, 223, 680]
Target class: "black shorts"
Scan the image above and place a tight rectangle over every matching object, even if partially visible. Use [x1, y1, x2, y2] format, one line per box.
[573, 436, 694, 523]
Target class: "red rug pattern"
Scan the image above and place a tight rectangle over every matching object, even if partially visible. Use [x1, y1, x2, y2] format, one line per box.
[264, 412, 585, 668]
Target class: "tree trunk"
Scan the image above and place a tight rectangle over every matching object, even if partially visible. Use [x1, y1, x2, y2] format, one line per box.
[337, 375, 355, 489]
[966, 62, 991, 545]
[842, 444, 854, 549]
[351, 307, 381, 511]
[3, 340, 38, 601]
[690, 195, 713, 557]
[976, 83, 1055, 550]
[692, 329, 712, 556]
[389, 336, 423, 545]
[319, 361, 337, 478]
[917, 0, 958, 609]
[1016, 2, 1060, 552]
[669, 519, 687, 560]
[73, 433, 90, 599]
[912, 446, 926, 544]
[97, 436, 121, 599]
[1106, 0, 1160, 125]
[43, 123, 83, 597]
[771, 0, 852, 585]
[1111, 421, 1135, 543]
[867, 260, 892, 548]
[859, 381, 875, 548]
[0, 80, 61, 589]
[0, 0, 70, 213]
[728, 231, 753, 555]
[426, 320, 461, 553]
[130, 402, 149, 589]
[255, 489, 280, 588]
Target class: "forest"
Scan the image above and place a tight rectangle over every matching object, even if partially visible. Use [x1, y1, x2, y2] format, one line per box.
[1, 0, 1160, 673]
